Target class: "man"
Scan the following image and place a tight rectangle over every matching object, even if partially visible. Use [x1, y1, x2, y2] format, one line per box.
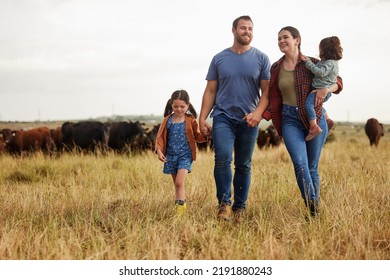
[199, 15, 270, 221]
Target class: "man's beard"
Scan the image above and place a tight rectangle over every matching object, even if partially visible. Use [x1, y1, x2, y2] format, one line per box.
[236, 35, 251, 46]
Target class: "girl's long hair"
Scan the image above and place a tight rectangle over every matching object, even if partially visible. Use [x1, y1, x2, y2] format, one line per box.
[163, 89, 198, 118]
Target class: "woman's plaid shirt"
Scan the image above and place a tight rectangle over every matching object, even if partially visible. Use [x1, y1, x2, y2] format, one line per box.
[263, 55, 343, 137]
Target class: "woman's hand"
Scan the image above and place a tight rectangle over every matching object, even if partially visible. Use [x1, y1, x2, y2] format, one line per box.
[312, 88, 329, 107]
[243, 111, 262, 127]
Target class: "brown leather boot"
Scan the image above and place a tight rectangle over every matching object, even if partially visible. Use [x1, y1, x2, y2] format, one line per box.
[217, 202, 231, 220]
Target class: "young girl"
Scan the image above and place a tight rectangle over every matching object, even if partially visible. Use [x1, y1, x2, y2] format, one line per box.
[155, 90, 207, 215]
[301, 36, 343, 141]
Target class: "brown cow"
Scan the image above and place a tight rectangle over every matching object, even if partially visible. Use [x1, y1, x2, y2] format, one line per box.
[2, 127, 52, 156]
[257, 124, 281, 149]
[364, 118, 384, 147]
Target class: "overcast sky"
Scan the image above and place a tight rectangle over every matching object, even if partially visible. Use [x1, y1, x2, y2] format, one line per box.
[1, 0, 389, 123]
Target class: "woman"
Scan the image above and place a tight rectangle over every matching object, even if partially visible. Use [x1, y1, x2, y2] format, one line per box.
[262, 26, 343, 217]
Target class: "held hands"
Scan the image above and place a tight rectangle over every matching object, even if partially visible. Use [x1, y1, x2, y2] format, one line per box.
[243, 111, 262, 127]
[200, 121, 212, 136]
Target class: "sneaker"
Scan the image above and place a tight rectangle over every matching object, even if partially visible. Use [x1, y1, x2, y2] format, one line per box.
[233, 208, 245, 223]
[175, 200, 187, 215]
[305, 125, 323, 141]
[326, 119, 337, 134]
[217, 202, 231, 220]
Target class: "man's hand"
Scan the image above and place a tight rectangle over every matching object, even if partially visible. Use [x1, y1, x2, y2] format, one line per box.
[243, 112, 262, 127]
[200, 121, 212, 136]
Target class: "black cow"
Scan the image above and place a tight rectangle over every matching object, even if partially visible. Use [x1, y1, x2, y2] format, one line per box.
[50, 126, 64, 153]
[257, 124, 281, 149]
[107, 121, 146, 153]
[145, 123, 161, 151]
[365, 118, 384, 147]
[0, 136, 6, 154]
[197, 134, 214, 152]
[61, 121, 109, 152]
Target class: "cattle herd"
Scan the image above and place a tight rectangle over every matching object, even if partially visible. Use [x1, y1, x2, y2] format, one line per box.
[0, 120, 160, 156]
[0, 118, 385, 156]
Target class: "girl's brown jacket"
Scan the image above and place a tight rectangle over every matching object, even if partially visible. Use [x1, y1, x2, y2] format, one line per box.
[155, 114, 207, 161]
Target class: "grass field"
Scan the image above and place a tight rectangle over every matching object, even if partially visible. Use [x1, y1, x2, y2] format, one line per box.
[0, 123, 389, 260]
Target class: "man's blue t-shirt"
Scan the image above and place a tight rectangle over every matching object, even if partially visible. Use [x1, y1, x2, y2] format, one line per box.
[206, 47, 271, 122]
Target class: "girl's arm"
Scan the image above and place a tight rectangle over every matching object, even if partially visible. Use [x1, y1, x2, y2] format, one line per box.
[154, 117, 168, 162]
[156, 148, 167, 163]
[305, 59, 335, 78]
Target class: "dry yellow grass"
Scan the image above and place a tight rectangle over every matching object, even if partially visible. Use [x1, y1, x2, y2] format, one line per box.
[0, 124, 389, 260]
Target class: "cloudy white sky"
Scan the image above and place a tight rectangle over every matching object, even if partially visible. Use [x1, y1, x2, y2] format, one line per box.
[1, 0, 389, 123]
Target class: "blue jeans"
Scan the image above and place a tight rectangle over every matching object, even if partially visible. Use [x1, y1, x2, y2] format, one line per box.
[305, 92, 331, 121]
[281, 105, 327, 204]
[212, 114, 258, 210]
